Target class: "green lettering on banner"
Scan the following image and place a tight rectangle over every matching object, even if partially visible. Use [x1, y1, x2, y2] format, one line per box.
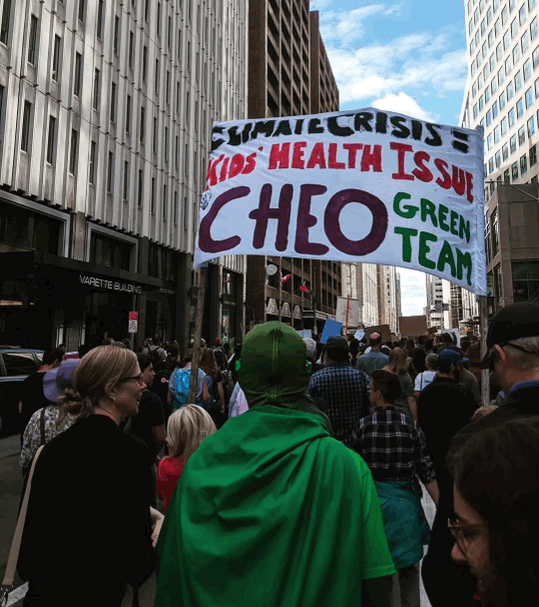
[457, 249, 473, 285]
[459, 216, 471, 243]
[438, 204, 450, 232]
[437, 240, 457, 277]
[393, 192, 418, 219]
[450, 210, 459, 236]
[418, 231, 437, 270]
[394, 226, 418, 262]
[420, 198, 438, 228]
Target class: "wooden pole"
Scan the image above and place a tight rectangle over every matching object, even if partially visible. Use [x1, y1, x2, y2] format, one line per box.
[189, 267, 207, 404]
[479, 295, 490, 406]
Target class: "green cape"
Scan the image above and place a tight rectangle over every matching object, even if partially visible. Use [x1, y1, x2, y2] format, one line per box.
[155, 323, 395, 606]
[156, 407, 395, 606]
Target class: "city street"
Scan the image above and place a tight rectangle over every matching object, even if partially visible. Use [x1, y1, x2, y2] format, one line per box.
[0, 434, 434, 607]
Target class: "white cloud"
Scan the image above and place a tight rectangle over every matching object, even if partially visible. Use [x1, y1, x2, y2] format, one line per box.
[371, 92, 439, 122]
[399, 269, 427, 316]
[317, 5, 468, 111]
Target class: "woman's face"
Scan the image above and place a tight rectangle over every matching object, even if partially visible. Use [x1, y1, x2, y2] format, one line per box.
[114, 364, 145, 418]
[451, 485, 490, 590]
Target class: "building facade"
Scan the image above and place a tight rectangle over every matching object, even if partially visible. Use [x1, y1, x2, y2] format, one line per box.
[0, 0, 248, 350]
[461, 0, 539, 318]
[245, 1, 342, 336]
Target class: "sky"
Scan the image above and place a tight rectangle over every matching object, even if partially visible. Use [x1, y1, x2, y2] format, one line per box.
[312, 0, 468, 315]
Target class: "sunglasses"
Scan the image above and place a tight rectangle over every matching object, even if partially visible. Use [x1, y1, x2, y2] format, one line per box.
[483, 342, 537, 370]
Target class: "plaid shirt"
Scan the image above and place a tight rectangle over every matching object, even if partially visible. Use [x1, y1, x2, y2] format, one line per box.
[353, 406, 436, 488]
[308, 364, 370, 447]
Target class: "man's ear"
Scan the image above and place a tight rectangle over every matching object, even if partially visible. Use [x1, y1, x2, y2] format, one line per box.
[494, 344, 507, 366]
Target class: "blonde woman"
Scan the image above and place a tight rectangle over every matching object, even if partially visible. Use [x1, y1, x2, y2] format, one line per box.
[17, 346, 158, 607]
[158, 404, 217, 510]
[384, 347, 417, 420]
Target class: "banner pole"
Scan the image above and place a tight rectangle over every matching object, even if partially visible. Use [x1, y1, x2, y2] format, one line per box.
[479, 295, 490, 407]
[189, 267, 207, 404]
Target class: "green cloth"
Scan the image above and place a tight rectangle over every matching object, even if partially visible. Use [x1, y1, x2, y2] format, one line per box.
[374, 480, 431, 570]
[155, 322, 396, 607]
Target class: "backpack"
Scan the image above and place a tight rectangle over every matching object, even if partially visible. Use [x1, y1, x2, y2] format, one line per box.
[171, 368, 192, 408]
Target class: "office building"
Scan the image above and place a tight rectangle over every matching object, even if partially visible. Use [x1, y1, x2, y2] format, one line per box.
[245, 1, 342, 335]
[461, 0, 539, 314]
[0, 0, 248, 349]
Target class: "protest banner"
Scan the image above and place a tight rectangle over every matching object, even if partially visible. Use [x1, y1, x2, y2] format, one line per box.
[194, 108, 486, 295]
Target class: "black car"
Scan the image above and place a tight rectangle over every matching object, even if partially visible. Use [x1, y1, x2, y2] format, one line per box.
[0, 347, 44, 435]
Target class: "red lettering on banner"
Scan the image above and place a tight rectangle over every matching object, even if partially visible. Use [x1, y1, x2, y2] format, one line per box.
[390, 142, 415, 181]
[343, 143, 363, 168]
[306, 142, 327, 169]
[292, 141, 308, 169]
[412, 151, 433, 182]
[328, 143, 346, 169]
[269, 143, 291, 169]
[360, 145, 383, 172]
[434, 158, 451, 190]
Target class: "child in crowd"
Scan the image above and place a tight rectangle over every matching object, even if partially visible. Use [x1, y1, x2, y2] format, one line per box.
[157, 405, 217, 510]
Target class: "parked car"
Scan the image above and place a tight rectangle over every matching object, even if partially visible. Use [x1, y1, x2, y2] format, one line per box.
[0, 347, 44, 436]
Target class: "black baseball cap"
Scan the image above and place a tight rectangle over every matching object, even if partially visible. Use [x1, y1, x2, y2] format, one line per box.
[481, 302, 539, 368]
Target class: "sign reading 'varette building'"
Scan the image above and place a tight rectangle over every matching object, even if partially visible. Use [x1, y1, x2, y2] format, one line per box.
[194, 108, 487, 296]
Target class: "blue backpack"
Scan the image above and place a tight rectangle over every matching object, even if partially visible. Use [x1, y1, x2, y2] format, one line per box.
[171, 368, 192, 408]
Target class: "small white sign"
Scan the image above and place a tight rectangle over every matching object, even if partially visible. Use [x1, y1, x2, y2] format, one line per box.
[128, 320, 138, 334]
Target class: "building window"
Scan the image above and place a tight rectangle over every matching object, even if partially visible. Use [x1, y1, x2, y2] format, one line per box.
[69, 129, 78, 175]
[52, 35, 61, 82]
[123, 161, 129, 201]
[89, 140, 97, 184]
[151, 177, 155, 214]
[140, 106, 145, 143]
[107, 151, 113, 192]
[21, 101, 32, 152]
[110, 81, 116, 123]
[512, 261, 539, 302]
[519, 3, 527, 25]
[516, 97, 525, 118]
[510, 133, 517, 153]
[531, 144, 538, 167]
[155, 59, 159, 93]
[73, 52, 82, 97]
[162, 184, 167, 220]
[78, 0, 85, 23]
[495, 150, 501, 168]
[157, 2, 161, 36]
[113, 15, 120, 54]
[173, 190, 178, 224]
[513, 43, 521, 64]
[529, 116, 537, 137]
[501, 116, 508, 135]
[93, 68, 100, 111]
[97, 0, 104, 39]
[125, 94, 131, 134]
[507, 80, 515, 100]
[503, 168, 511, 182]
[0, 0, 12, 45]
[526, 87, 534, 108]
[142, 46, 147, 82]
[522, 30, 531, 53]
[27, 15, 38, 65]
[524, 59, 532, 82]
[138, 169, 143, 207]
[532, 17, 539, 41]
[166, 70, 170, 104]
[153, 116, 157, 153]
[515, 70, 523, 92]
[509, 106, 516, 127]
[499, 89, 506, 109]
[46, 115, 56, 164]
[502, 142, 509, 160]
[518, 125, 526, 146]
[164, 126, 168, 162]
[520, 153, 528, 174]
[129, 31, 134, 69]
[89, 231, 133, 271]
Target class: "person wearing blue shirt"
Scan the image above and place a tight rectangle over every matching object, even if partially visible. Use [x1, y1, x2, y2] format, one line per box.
[357, 332, 389, 377]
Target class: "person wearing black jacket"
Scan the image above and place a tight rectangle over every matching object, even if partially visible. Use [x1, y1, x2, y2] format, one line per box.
[422, 302, 539, 607]
[18, 346, 157, 607]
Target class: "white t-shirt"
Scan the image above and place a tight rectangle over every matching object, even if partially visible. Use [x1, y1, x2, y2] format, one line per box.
[414, 370, 437, 392]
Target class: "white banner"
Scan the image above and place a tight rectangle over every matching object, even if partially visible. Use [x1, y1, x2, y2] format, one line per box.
[195, 108, 487, 295]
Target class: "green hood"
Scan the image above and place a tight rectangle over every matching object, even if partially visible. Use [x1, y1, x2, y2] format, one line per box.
[238, 321, 311, 410]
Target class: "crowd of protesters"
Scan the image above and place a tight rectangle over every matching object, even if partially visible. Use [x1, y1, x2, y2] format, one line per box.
[11, 302, 539, 607]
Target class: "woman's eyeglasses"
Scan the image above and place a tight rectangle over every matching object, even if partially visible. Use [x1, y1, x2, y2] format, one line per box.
[120, 374, 144, 386]
[447, 517, 487, 555]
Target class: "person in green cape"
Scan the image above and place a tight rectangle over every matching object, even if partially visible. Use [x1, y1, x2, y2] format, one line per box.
[155, 321, 396, 607]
